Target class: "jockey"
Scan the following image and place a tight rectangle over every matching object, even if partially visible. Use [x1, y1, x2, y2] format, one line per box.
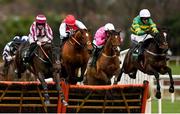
[88, 23, 115, 67]
[2, 35, 29, 76]
[24, 14, 53, 63]
[130, 9, 159, 61]
[59, 14, 87, 60]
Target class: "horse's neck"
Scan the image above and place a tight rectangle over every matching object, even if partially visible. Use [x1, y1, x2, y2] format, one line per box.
[103, 40, 115, 56]
[146, 40, 163, 54]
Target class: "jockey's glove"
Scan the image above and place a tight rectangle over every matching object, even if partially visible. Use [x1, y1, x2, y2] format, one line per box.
[6, 56, 13, 61]
[152, 28, 159, 33]
[37, 41, 42, 46]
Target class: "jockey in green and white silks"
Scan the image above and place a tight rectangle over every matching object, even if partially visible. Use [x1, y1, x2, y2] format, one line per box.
[130, 9, 159, 43]
[130, 9, 159, 62]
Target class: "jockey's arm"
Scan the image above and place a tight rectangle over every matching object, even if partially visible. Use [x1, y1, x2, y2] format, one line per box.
[149, 19, 159, 33]
[45, 24, 53, 40]
[75, 20, 87, 30]
[59, 23, 68, 38]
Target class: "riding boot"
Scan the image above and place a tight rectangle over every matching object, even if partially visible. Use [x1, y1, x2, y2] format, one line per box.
[2, 61, 10, 76]
[59, 39, 64, 62]
[89, 47, 102, 67]
[138, 42, 144, 62]
[23, 43, 36, 64]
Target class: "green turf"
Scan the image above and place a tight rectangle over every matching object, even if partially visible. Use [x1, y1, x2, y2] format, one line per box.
[152, 99, 180, 113]
[168, 64, 180, 75]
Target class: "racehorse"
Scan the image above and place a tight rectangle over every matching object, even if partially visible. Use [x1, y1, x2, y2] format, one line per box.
[1, 40, 31, 81]
[115, 28, 174, 99]
[61, 29, 93, 84]
[85, 30, 122, 85]
[15, 40, 68, 105]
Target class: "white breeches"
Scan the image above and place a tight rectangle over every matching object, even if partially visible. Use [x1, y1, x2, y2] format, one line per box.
[131, 34, 153, 43]
[93, 40, 103, 48]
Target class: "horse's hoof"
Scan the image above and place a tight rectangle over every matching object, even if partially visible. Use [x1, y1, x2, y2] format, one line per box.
[169, 86, 174, 93]
[44, 100, 50, 104]
[155, 92, 161, 99]
[77, 77, 83, 82]
[62, 100, 68, 106]
[129, 73, 136, 79]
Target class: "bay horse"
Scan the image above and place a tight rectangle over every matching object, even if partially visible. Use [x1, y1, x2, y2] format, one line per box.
[115, 28, 174, 99]
[15, 39, 68, 105]
[61, 29, 93, 84]
[85, 30, 122, 85]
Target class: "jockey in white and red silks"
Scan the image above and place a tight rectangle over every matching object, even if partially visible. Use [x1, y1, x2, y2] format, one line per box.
[58, 14, 87, 60]
[29, 14, 53, 44]
[24, 14, 54, 64]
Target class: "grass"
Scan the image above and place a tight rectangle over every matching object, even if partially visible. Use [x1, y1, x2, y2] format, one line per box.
[168, 64, 180, 75]
[152, 99, 180, 113]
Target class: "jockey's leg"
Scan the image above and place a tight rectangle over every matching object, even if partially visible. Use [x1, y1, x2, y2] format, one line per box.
[59, 37, 67, 62]
[138, 42, 144, 62]
[89, 47, 102, 67]
[24, 43, 36, 63]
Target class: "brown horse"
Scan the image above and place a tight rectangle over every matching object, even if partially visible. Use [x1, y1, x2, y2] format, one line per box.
[85, 30, 122, 85]
[15, 41, 68, 105]
[61, 29, 93, 84]
[115, 28, 174, 99]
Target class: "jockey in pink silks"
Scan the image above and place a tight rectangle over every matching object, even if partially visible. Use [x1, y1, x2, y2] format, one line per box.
[88, 23, 115, 67]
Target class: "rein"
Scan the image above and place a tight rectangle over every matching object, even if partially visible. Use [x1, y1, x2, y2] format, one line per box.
[69, 36, 82, 47]
[34, 44, 52, 63]
[102, 53, 116, 58]
[145, 49, 166, 57]
[68, 32, 91, 49]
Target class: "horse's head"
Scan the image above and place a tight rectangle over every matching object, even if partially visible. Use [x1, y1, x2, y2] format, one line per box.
[153, 28, 169, 52]
[72, 29, 93, 53]
[106, 30, 122, 55]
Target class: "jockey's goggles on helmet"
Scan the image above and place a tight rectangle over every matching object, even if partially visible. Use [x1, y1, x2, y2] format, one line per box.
[37, 23, 45, 26]
[141, 17, 149, 20]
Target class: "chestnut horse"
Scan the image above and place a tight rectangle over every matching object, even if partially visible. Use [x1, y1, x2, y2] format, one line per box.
[60, 29, 93, 84]
[115, 28, 174, 99]
[15, 41, 67, 105]
[85, 30, 122, 85]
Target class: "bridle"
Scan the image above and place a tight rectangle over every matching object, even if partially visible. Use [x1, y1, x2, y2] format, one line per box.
[68, 30, 92, 49]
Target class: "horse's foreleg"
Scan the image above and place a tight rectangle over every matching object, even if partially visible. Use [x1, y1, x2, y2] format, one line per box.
[115, 68, 124, 84]
[38, 72, 50, 104]
[128, 69, 137, 79]
[165, 66, 174, 93]
[15, 69, 21, 80]
[153, 71, 161, 99]
[53, 71, 68, 106]
[78, 66, 86, 83]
